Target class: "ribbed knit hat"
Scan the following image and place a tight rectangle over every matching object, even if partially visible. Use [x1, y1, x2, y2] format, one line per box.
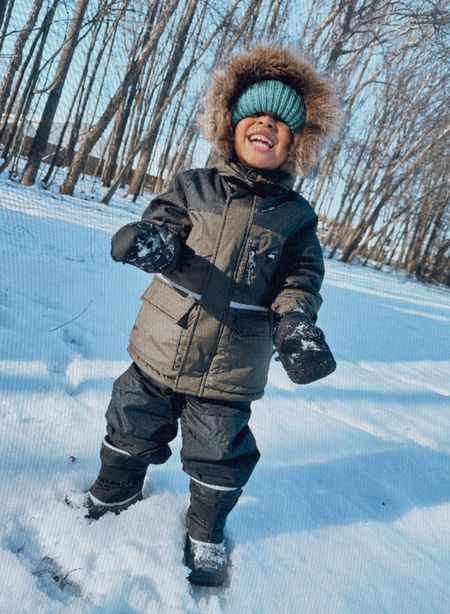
[231, 79, 306, 133]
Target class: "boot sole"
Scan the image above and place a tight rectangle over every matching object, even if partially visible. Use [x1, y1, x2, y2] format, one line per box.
[86, 491, 143, 519]
[65, 489, 143, 519]
[187, 568, 227, 587]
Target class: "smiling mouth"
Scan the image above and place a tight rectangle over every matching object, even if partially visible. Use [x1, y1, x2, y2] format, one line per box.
[247, 134, 275, 150]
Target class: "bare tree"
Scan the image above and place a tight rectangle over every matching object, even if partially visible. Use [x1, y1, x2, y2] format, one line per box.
[42, 2, 132, 186]
[0, 0, 15, 56]
[20, 0, 90, 186]
[101, 1, 157, 188]
[0, 0, 60, 174]
[60, 0, 179, 195]
[127, 0, 199, 198]
[0, 0, 45, 116]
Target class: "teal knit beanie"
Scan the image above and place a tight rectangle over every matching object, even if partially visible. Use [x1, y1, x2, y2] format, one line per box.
[231, 79, 306, 132]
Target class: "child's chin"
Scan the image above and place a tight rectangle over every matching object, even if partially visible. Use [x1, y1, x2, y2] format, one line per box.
[249, 158, 281, 170]
[241, 154, 277, 169]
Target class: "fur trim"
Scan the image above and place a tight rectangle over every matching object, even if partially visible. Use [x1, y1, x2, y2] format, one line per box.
[198, 45, 341, 177]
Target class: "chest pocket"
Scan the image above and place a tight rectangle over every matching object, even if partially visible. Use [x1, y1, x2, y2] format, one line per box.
[236, 233, 283, 287]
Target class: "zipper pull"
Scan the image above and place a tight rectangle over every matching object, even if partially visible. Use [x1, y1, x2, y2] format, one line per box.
[245, 249, 256, 285]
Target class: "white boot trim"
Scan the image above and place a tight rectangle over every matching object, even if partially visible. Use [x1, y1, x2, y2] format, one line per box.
[190, 476, 240, 492]
[89, 491, 141, 508]
[189, 535, 225, 547]
[103, 437, 131, 456]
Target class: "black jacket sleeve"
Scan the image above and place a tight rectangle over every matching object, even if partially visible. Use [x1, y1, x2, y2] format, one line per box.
[141, 172, 192, 242]
[271, 215, 325, 320]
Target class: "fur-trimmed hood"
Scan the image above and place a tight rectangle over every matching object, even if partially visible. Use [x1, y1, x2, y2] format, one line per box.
[198, 45, 341, 177]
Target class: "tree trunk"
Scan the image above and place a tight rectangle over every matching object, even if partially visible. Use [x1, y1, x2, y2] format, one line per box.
[154, 79, 189, 192]
[0, 0, 45, 116]
[60, 0, 178, 196]
[0, 0, 59, 153]
[101, 2, 159, 188]
[0, 0, 15, 56]
[21, 0, 89, 186]
[101, 84, 137, 187]
[0, 0, 8, 35]
[127, 0, 199, 198]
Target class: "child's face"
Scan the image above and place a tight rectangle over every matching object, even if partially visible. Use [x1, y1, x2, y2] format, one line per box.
[233, 114, 292, 170]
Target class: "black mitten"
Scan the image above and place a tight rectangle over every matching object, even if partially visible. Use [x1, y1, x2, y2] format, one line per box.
[111, 221, 180, 272]
[273, 311, 336, 384]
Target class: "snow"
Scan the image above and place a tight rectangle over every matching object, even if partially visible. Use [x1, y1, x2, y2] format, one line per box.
[187, 537, 228, 569]
[1, 174, 450, 613]
[136, 229, 162, 258]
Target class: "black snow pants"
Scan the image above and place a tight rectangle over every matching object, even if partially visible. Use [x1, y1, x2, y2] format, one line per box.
[104, 362, 260, 490]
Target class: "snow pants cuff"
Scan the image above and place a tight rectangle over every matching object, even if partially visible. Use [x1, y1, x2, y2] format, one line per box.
[186, 478, 242, 544]
[100, 437, 151, 472]
[89, 438, 149, 505]
[180, 395, 260, 489]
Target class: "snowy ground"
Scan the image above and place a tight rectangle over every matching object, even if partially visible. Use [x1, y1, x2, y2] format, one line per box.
[1, 175, 450, 613]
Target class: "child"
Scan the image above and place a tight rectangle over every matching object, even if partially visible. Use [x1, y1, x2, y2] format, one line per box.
[85, 45, 339, 586]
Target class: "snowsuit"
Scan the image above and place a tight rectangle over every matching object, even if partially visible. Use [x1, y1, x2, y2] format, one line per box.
[105, 159, 324, 492]
[90, 45, 340, 550]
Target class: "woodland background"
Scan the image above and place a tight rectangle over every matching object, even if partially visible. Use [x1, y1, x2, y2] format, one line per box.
[0, 0, 449, 284]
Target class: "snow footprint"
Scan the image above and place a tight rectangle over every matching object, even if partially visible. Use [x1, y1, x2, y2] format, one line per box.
[62, 325, 90, 351]
[3, 518, 84, 605]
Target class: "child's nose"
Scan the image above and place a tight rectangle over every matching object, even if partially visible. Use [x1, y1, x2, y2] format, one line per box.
[257, 115, 275, 129]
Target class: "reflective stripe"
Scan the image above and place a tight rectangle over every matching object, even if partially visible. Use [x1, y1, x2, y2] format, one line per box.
[103, 437, 131, 457]
[88, 491, 142, 508]
[190, 476, 240, 492]
[157, 273, 202, 300]
[230, 300, 268, 312]
[157, 274, 268, 313]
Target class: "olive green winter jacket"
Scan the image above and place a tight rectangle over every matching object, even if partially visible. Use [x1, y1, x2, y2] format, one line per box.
[128, 159, 324, 401]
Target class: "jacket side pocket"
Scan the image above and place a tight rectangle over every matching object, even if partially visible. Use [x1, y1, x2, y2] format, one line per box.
[130, 278, 198, 373]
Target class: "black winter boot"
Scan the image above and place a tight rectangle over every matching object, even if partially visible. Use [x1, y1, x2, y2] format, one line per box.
[86, 437, 149, 520]
[184, 534, 229, 588]
[184, 478, 242, 586]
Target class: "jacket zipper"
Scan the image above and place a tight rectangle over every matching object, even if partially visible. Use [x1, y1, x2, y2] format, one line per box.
[244, 247, 257, 286]
[198, 192, 257, 395]
[177, 191, 238, 392]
